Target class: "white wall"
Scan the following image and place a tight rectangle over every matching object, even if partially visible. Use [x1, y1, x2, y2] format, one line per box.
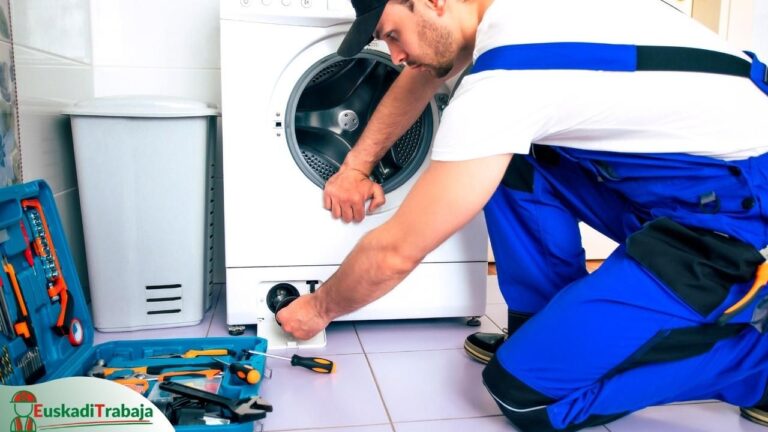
[11, 0, 93, 296]
[12, 0, 227, 298]
[88, 0, 226, 284]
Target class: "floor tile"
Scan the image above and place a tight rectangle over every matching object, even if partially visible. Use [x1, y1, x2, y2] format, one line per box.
[605, 402, 765, 432]
[259, 353, 389, 431]
[367, 349, 500, 423]
[484, 303, 509, 331]
[93, 286, 218, 344]
[272, 426, 393, 432]
[395, 416, 609, 432]
[355, 316, 500, 353]
[486, 276, 505, 304]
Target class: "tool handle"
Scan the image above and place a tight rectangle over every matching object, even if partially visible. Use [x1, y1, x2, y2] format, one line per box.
[229, 362, 261, 384]
[291, 355, 335, 374]
[103, 366, 148, 378]
[182, 349, 233, 358]
[159, 369, 222, 381]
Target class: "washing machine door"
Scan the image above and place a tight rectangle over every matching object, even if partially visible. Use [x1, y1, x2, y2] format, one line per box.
[284, 44, 441, 202]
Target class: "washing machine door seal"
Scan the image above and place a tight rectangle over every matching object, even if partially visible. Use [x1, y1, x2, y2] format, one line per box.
[285, 49, 435, 194]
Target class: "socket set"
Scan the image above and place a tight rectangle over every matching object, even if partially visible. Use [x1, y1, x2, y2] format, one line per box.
[0, 180, 271, 432]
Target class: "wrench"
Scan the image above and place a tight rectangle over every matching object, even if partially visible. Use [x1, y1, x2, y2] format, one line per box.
[158, 381, 272, 422]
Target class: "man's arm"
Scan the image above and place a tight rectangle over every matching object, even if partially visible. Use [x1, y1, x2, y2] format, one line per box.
[279, 153, 513, 339]
[324, 67, 451, 223]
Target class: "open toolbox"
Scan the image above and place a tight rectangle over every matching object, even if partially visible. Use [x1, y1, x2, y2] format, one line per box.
[0, 180, 271, 430]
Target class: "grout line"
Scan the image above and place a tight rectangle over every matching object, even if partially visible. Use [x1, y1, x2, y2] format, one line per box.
[264, 424, 393, 432]
[355, 323, 397, 429]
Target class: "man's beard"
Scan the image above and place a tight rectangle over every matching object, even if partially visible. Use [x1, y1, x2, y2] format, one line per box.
[416, 16, 454, 78]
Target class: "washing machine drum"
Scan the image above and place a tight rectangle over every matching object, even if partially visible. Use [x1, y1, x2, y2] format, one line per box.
[286, 51, 434, 194]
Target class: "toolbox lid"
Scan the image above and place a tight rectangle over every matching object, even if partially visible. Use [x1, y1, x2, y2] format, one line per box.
[64, 95, 220, 118]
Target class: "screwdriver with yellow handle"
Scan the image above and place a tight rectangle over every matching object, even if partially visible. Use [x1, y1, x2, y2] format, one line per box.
[148, 348, 236, 359]
[245, 350, 335, 374]
[214, 358, 261, 384]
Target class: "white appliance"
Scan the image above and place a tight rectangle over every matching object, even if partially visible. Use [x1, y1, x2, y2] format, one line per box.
[220, 0, 488, 348]
[67, 97, 218, 331]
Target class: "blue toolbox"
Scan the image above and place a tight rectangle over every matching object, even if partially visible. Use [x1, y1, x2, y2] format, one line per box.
[0, 180, 270, 430]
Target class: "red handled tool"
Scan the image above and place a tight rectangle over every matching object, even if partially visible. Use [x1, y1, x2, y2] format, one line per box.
[21, 199, 82, 346]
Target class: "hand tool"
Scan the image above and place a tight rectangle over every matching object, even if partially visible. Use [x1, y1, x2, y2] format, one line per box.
[244, 349, 335, 374]
[213, 358, 261, 384]
[86, 359, 224, 379]
[1, 345, 13, 384]
[3, 257, 36, 346]
[158, 381, 273, 422]
[22, 200, 82, 346]
[113, 369, 223, 394]
[0, 276, 14, 338]
[17, 346, 45, 384]
[148, 348, 236, 359]
[18, 221, 36, 273]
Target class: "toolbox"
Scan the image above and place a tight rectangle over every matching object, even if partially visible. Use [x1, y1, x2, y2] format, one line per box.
[0, 180, 270, 430]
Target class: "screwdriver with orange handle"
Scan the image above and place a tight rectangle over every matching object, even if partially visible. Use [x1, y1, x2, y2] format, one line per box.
[148, 348, 236, 359]
[245, 350, 335, 374]
[214, 358, 261, 384]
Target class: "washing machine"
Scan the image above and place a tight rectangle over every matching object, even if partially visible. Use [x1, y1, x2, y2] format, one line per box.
[220, 0, 489, 348]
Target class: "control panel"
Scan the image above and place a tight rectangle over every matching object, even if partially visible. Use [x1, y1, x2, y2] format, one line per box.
[221, 0, 355, 26]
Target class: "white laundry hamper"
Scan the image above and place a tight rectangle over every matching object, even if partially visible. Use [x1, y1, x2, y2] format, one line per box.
[65, 96, 218, 331]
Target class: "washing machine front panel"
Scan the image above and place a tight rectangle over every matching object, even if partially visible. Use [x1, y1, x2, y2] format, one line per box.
[222, 20, 488, 269]
[221, 0, 355, 26]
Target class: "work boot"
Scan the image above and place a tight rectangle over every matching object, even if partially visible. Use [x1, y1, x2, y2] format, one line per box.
[741, 406, 768, 426]
[464, 311, 531, 364]
[464, 331, 507, 364]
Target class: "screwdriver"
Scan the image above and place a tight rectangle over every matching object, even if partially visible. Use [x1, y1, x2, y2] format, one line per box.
[245, 350, 335, 374]
[148, 348, 236, 359]
[214, 358, 261, 384]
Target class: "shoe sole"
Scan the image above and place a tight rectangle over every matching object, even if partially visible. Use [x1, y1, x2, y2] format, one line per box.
[741, 408, 768, 427]
[463, 340, 493, 364]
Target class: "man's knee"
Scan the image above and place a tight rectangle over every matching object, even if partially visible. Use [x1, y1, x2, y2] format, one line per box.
[482, 356, 558, 431]
[482, 356, 627, 432]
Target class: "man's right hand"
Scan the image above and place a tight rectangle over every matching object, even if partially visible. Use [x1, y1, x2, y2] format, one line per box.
[324, 165, 385, 223]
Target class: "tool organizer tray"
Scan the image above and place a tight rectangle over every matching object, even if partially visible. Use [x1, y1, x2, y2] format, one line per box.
[0, 181, 269, 431]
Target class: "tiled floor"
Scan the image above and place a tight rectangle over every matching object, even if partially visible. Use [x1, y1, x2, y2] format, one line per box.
[95, 277, 766, 432]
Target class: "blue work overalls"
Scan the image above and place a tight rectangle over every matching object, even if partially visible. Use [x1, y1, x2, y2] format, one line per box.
[474, 43, 768, 431]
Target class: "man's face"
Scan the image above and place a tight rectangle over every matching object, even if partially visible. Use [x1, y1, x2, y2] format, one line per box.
[374, 0, 456, 78]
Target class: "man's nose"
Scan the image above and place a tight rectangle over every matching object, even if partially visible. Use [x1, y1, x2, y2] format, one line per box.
[388, 43, 408, 65]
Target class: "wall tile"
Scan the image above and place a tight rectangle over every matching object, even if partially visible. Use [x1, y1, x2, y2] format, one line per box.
[17, 98, 78, 193]
[54, 188, 90, 301]
[91, 0, 219, 69]
[9, 0, 91, 63]
[93, 67, 221, 106]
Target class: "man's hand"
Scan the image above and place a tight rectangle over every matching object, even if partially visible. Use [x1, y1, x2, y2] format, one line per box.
[324, 165, 386, 223]
[276, 294, 331, 340]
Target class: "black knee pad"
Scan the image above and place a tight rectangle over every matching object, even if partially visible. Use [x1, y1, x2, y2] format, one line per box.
[483, 356, 556, 431]
[483, 356, 628, 432]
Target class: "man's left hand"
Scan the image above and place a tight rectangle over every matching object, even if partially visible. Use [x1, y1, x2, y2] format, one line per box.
[276, 294, 331, 340]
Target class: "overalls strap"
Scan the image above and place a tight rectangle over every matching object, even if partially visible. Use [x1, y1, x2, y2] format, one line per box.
[471, 42, 768, 95]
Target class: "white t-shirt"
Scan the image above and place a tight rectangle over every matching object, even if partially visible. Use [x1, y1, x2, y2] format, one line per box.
[431, 0, 768, 162]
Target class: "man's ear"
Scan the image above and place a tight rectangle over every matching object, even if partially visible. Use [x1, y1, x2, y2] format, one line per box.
[426, 0, 447, 15]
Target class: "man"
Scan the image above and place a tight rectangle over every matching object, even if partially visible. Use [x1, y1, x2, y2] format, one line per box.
[277, 0, 768, 430]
